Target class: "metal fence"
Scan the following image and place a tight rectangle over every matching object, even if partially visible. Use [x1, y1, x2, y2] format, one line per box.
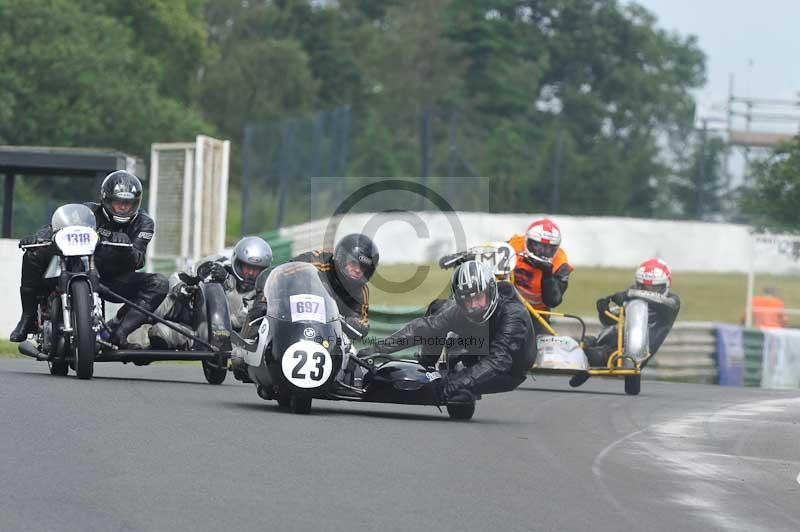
[239, 106, 482, 236]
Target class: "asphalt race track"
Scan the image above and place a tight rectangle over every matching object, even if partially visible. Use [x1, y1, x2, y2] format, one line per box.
[1, 358, 798, 532]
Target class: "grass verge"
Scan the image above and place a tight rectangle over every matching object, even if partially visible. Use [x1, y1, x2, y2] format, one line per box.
[369, 264, 800, 325]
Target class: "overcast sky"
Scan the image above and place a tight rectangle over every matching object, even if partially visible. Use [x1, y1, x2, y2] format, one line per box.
[630, 0, 800, 112]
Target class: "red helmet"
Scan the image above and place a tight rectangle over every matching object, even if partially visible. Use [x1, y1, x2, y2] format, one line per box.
[635, 258, 672, 295]
[524, 218, 562, 263]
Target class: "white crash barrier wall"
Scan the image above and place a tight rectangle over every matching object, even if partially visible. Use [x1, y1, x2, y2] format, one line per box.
[0, 239, 23, 336]
[279, 212, 800, 273]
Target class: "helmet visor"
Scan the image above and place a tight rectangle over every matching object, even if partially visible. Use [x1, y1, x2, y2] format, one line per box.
[457, 289, 491, 321]
[235, 260, 266, 282]
[526, 240, 558, 261]
[110, 198, 138, 217]
[636, 281, 667, 294]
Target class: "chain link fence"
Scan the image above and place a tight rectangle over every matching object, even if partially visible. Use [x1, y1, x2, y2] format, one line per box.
[239, 106, 483, 236]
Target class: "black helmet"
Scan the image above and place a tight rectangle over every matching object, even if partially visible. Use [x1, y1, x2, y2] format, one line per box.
[451, 260, 498, 323]
[100, 170, 143, 224]
[231, 236, 273, 291]
[333, 234, 379, 289]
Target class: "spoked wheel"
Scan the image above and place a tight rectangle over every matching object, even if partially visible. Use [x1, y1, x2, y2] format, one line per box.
[48, 359, 69, 376]
[202, 359, 227, 385]
[70, 278, 95, 380]
[290, 395, 312, 415]
[446, 402, 476, 420]
[624, 374, 641, 395]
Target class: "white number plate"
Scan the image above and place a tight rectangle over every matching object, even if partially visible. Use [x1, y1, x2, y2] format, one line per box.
[289, 294, 326, 323]
[54, 226, 98, 256]
[281, 340, 333, 388]
[474, 242, 517, 276]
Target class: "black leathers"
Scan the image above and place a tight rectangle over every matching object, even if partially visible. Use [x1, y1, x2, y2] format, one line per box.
[20, 203, 167, 313]
[364, 282, 536, 400]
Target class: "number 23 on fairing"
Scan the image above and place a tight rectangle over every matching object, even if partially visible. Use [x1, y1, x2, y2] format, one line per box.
[280, 340, 334, 388]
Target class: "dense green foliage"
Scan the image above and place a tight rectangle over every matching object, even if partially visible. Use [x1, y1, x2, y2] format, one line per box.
[1, 0, 723, 236]
[745, 136, 800, 232]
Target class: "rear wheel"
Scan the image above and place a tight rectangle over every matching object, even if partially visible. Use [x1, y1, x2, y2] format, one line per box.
[290, 395, 312, 414]
[447, 402, 475, 420]
[624, 374, 641, 395]
[71, 279, 95, 380]
[202, 359, 227, 385]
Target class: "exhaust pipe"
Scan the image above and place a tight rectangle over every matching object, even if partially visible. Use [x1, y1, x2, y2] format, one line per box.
[18, 341, 50, 361]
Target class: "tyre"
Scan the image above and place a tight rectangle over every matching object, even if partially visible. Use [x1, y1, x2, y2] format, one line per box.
[276, 390, 291, 408]
[256, 385, 271, 401]
[290, 395, 312, 414]
[447, 402, 475, 420]
[49, 360, 69, 376]
[624, 374, 641, 396]
[70, 279, 95, 380]
[202, 359, 227, 385]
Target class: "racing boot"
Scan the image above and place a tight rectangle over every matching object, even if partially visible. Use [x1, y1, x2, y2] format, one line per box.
[569, 372, 590, 388]
[9, 287, 39, 342]
[110, 306, 148, 350]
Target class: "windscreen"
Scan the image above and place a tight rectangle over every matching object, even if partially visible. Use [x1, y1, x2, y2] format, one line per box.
[265, 262, 339, 323]
[51, 204, 96, 231]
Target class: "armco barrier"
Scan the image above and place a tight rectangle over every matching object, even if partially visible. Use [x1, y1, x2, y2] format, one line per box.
[646, 323, 717, 384]
[368, 306, 718, 384]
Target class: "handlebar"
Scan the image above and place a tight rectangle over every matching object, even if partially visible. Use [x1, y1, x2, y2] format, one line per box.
[20, 240, 133, 250]
[19, 242, 52, 250]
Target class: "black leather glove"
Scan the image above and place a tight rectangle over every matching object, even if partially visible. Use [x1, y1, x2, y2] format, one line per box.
[173, 282, 199, 301]
[196, 261, 227, 283]
[110, 232, 131, 245]
[596, 297, 610, 316]
[18, 235, 39, 247]
[611, 292, 627, 306]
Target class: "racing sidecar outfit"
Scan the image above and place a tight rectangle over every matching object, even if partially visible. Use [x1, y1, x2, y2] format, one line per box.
[147, 257, 255, 349]
[361, 281, 536, 401]
[586, 288, 681, 367]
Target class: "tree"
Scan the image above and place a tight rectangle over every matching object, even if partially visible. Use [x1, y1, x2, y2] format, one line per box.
[744, 136, 800, 232]
[0, 0, 210, 157]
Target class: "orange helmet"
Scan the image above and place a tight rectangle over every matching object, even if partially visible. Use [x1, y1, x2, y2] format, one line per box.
[524, 218, 562, 263]
[635, 258, 672, 295]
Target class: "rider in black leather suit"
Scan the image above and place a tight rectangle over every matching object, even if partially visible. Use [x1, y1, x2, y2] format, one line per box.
[359, 260, 536, 402]
[10, 171, 168, 348]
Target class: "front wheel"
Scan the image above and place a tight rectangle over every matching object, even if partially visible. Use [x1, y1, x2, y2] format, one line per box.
[202, 359, 227, 385]
[447, 402, 475, 420]
[70, 279, 96, 380]
[49, 360, 69, 376]
[290, 395, 312, 414]
[624, 374, 641, 396]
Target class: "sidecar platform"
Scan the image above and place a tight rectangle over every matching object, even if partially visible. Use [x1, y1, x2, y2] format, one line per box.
[98, 349, 225, 363]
